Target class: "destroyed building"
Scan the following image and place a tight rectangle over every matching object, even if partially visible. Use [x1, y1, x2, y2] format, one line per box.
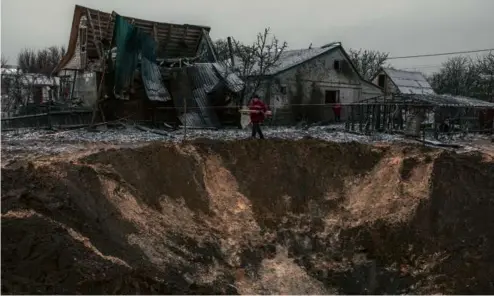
[1, 67, 61, 118]
[344, 68, 494, 138]
[53, 5, 244, 128]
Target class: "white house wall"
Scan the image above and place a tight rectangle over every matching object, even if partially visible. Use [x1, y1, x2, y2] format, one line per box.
[61, 16, 88, 72]
[63, 32, 82, 71]
[372, 71, 398, 96]
[269, 48, 364, 122]
[361, 82, 384, 100]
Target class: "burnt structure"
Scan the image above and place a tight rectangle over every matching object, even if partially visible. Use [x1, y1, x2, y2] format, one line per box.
[345, 94, 494, 140]
[53, 5, 244, 129]
[345, 68, 494, 140]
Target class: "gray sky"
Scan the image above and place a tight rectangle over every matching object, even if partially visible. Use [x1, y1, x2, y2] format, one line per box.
[2, 0, 494, 73]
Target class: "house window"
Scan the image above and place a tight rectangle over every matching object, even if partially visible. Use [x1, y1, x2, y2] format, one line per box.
[378, 74, 386, 88]
[79, 26, 88, 68]
[333, 60, 341, 71]
[280, 86, 287, 94]
[325, 90, 340, 104]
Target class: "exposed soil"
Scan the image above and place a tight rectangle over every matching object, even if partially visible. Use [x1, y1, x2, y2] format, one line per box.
[2, 139, 494, 294]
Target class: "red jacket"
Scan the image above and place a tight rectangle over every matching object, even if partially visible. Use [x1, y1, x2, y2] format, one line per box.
[332, 103, 342, 116]
[248, 99, 268, 123]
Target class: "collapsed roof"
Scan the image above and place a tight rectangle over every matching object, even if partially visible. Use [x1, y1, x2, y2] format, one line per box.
[358, 93, 494, 109]
[404, 93, 494, 108]
[54, 5, 214, 73]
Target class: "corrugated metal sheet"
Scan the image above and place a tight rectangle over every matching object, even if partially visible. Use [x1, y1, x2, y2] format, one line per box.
[169, 68, 197, 115]
[179, 112, 204, 127]
[187, 64, 220, 127]
[383, 68, 436, 95]
[212, 62, 244, 93]
[141, 57, 171, 102]
[409, 94, 494, 108]
[169, 63, 244, 128]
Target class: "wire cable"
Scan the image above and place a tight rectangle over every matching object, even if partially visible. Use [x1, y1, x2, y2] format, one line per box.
[388, 48, 494, 60]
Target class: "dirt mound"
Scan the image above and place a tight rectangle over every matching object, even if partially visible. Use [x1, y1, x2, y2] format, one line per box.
[2, 139, 494, 294]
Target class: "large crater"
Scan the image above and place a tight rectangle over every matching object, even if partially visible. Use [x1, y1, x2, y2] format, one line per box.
[2, 139, 494, 294]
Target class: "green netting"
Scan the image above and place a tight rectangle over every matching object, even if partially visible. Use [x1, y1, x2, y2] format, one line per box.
[113, 14, 157, 93]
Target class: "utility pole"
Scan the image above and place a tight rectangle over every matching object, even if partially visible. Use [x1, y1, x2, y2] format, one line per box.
[227, 37, 235, 67]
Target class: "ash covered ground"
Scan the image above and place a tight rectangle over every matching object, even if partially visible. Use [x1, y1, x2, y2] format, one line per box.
[2, 124, 492, 164]
[1, 124, 400, 163]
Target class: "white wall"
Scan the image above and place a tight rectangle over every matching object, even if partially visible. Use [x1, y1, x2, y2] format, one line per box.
[267, 48, 367, 122]
[361, 81, 384, 100]
[74, 72, 98, 107]
[372, 71, 398, 96]
[61, 16, 87, 72]
[63, 34, 82, 71]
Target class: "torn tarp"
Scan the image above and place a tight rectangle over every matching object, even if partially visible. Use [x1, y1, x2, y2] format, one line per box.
[113, 14, 157, 94]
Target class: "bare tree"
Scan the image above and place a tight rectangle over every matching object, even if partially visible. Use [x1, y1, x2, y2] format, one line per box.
[17, 46, 66, 75]
[429, 56, 480, 97]
[477, 51, 494, 102]
[348, 49, 389, 80]
[213, 38, 231, 62]
[1, 55, 8, 68]
[17, 48, 37, 73]
[215, 28, 288, 104]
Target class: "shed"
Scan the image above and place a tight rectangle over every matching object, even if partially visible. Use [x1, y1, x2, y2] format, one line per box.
[372, 68, 435, 95]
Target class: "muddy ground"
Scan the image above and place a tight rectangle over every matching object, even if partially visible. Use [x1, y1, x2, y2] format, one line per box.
[2, 139, 494, 294]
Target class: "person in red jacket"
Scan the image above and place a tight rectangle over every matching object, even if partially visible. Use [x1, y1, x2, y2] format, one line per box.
[248, 94, 268, 139]
[332, 99, 342, 122]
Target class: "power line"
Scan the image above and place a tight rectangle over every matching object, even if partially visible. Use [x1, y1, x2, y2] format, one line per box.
[388, 48, 494, 60]
[401, 64, 442, 70]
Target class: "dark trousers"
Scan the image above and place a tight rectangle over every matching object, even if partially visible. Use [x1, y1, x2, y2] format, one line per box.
[334, 114, 341, 122]
[251, 122, 264, 139]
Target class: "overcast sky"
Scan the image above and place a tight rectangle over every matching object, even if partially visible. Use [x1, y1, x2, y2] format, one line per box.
[2, 0, 494, 73]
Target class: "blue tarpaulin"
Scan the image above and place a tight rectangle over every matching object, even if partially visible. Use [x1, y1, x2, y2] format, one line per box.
[113, 14, 158, 94]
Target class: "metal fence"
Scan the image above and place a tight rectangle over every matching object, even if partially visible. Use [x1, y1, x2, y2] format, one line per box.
[1, 110, 93, 130]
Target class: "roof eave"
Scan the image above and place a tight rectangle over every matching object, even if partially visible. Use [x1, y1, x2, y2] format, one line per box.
[273, 45, 340, 77]
[52, 5, 83, 74]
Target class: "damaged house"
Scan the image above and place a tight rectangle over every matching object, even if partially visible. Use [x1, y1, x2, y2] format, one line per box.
[53, 5, 244, 128]
[228, 42, 383, 124]
[1, 67, 60, 117]
[344, 68, 494, 137]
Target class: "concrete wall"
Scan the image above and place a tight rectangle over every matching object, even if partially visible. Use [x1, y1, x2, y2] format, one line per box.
[73, 72, 98, 107]
[56, 71, 97, 107]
